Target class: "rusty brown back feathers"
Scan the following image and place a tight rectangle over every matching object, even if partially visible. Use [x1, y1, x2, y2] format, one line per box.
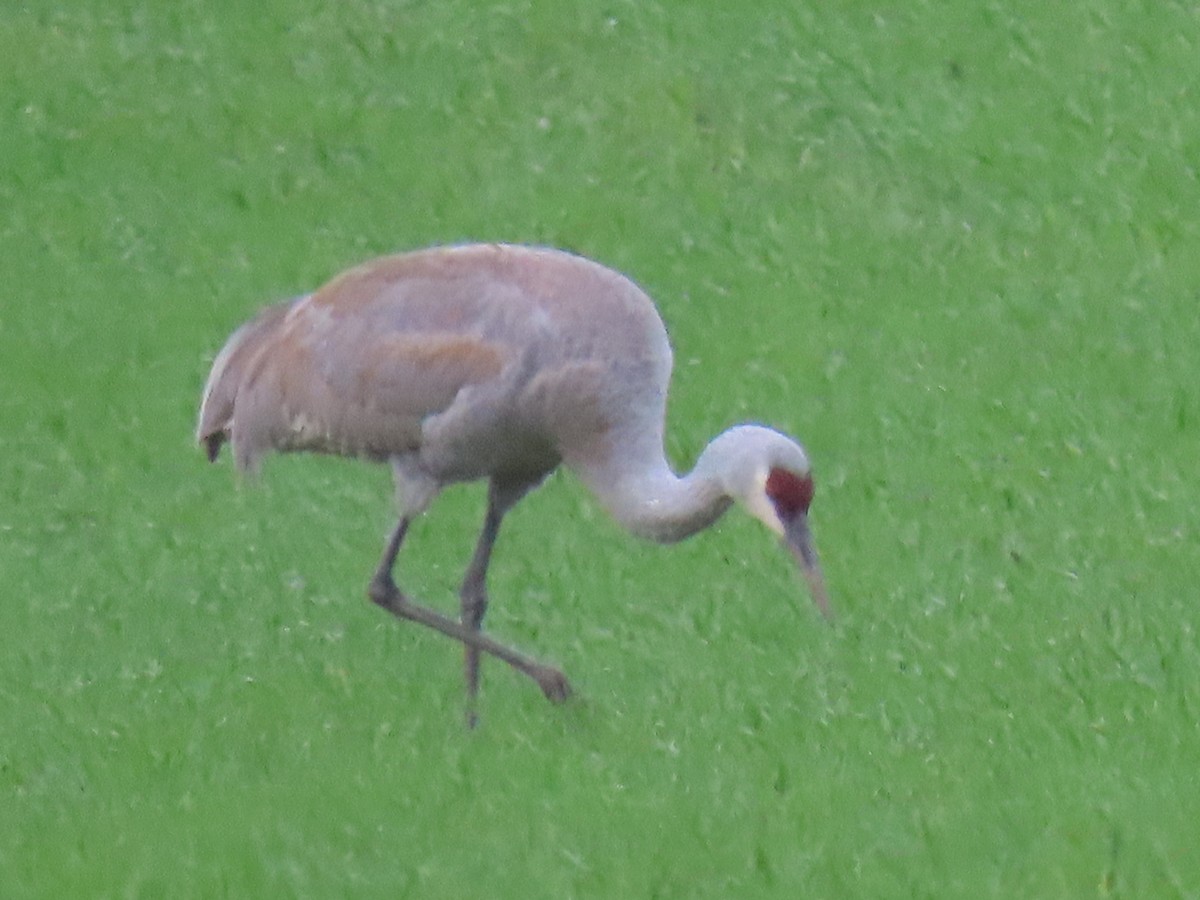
[197, 244, 673, 485]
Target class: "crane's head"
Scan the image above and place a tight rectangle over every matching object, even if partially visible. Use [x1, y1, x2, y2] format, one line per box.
[760, 464, 832, 621]
[711, 425, 832, 620]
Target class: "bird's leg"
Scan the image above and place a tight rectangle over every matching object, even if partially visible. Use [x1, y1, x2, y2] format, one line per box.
[367, 516, 571, 707]
[371, 515, 411, 587]
[459, 490, 504, 727]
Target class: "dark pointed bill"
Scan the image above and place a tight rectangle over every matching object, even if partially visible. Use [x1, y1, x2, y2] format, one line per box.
[783, 513, 833, 621]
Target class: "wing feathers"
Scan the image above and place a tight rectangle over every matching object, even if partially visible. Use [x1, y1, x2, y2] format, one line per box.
[198, 287, 510, 471]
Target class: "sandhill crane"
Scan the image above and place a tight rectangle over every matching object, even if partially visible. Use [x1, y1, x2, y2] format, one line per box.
[198, 244, 830, 723]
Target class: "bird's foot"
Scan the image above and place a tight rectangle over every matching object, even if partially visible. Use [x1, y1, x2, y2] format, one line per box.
[368, 573, 400, 609]
[369, 572, 572, 706]
[531, 665, 572, 703]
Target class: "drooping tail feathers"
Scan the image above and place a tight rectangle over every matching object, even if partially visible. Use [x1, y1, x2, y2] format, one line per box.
[196, 297, 302, 466]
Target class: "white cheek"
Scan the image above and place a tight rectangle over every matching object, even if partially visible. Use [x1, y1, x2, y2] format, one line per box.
[740, 468, 785, 536]
[747, 492, 786, 536]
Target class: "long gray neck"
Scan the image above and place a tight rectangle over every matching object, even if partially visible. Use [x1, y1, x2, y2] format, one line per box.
[571, 446, 734, 545]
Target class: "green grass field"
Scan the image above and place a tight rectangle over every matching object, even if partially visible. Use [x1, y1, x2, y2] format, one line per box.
[4, 0, 1199, 895]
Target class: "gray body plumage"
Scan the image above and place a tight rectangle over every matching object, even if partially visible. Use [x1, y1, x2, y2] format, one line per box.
[199, 244, 688, 533]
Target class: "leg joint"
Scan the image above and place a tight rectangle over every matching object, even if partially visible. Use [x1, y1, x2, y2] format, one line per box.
[460, 585, 488, 626]
[368, 574, 396, 607]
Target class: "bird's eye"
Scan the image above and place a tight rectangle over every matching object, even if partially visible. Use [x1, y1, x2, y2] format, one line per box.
[765, 468, 813, 520]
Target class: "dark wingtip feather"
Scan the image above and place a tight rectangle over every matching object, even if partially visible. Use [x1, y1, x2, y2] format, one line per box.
[203, 432, 226, 462]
